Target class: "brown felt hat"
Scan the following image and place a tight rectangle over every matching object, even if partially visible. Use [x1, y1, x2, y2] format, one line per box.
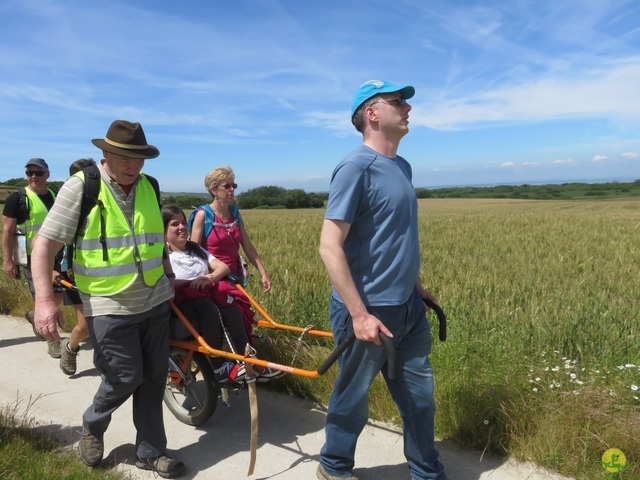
[91, 120, 159, 159]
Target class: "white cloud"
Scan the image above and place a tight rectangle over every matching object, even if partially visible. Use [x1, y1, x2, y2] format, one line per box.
[592, 155, 608, 162]
[413, 58, 640, 131]
[622, 152, 639, 158]
[553, 159, 576, 164]
[500, 162, 515, 167]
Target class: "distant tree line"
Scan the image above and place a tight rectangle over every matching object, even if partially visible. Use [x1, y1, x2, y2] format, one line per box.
[163, 186, 328, 210]
[4, 179, 640, 206]
[235, 186, 327, 209]
[416, 180, 640, 200]
[1, 177, 65, 191]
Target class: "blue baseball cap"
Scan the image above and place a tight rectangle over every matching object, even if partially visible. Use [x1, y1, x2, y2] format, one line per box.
[25, 158, 49, 170]
[351, 80, 415, 117]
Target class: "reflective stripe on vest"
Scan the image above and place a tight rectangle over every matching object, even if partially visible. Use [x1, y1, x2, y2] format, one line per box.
[73, 173, 164, 295]
[19, 188, 56, 254]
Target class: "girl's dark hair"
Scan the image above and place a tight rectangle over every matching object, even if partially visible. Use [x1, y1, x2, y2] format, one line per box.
[69, 158, 96, 176]
[161, 205, 208, 261]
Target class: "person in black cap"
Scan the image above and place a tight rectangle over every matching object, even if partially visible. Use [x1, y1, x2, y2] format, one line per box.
[31, 120, 185, 478]
[1, 158, 63, 358]
[317, 81, 447, 480]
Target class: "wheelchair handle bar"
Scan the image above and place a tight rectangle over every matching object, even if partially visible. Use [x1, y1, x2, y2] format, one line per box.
[423, 297, 447, 342]
[317, 331, 396, 380]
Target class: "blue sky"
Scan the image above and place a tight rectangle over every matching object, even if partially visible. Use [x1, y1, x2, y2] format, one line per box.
[1, 0, 640, 193]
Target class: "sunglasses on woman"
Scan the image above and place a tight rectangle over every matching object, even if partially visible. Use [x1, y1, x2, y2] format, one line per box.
[221, 183, 238, 190]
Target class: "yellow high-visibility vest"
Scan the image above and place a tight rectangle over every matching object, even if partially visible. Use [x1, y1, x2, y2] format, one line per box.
[72, 173, 164, 295]
[19, 188, 56, 255]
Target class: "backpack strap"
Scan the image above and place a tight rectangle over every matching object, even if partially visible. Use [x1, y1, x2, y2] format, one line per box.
[72, 164, 107, 262]
[142, 173, 162, 207]
[16, 189, 29, 226]
[229, 204, 240, 224]
[188, 204, 215, 246]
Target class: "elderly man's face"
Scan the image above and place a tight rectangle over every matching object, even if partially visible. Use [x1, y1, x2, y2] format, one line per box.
[103, 152, 145, 186]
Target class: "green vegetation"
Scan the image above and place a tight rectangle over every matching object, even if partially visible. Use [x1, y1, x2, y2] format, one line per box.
[0, 198, 638, 479]
[0, 397, 122, 479]
[5, 178, 640, 207]
[241, 199, 639, 480]
[235, 185, 326, 209]
[416, 179, 640, 200]
[1, 181, 328, 210]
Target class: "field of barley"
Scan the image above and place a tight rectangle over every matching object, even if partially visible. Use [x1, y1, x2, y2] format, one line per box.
[0, 197, 638, 479]
[238, 198, 639, 480]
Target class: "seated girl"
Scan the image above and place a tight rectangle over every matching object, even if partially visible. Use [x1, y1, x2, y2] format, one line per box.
[163, 205, 282, 382]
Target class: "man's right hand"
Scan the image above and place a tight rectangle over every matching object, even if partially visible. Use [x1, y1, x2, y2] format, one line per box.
[34, 300, 64, 342]
[352, 311, 393, 346]
[3, 259, 17, 279]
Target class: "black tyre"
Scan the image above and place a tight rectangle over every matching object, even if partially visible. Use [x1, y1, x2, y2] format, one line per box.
[164, 348, 218, 426]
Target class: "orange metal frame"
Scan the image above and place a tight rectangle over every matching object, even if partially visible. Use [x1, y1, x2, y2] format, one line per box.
[168, 284, 334, 379]
[57, 276, 335, 378]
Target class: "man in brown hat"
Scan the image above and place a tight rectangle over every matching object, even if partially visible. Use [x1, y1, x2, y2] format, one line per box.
[31, 120, 185, 478]
[2, 158, 62, 358]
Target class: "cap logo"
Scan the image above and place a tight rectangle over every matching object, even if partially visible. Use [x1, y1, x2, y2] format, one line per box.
[362, 80, 384, 88]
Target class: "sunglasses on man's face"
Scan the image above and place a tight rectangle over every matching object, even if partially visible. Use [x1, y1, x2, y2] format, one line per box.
[25, 170, 45, 177]
[221, 183, 238, 190]
[371, 97, 408, 108]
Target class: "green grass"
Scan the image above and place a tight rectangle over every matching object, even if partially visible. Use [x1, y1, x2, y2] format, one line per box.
[0, 198, 638, 479]
[240, 199, 639, 480]
[0, 397, 123, 480]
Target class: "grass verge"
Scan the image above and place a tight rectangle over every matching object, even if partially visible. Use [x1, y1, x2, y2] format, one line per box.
[0, 395, 124, 479]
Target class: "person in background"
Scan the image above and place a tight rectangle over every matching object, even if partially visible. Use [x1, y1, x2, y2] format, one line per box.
[190, 166, 272, 292]
[2, 158, 62, 358]
[317, 81, 447, 480]
[57, 158, 96, 376]
[31, 120, 185, 478]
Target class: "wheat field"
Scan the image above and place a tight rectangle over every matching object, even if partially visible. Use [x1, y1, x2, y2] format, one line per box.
[1, 198, 638, 479]
[239, 198, 639, 480]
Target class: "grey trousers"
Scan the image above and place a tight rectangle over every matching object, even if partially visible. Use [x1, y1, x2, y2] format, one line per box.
[83, 302, 170, 459]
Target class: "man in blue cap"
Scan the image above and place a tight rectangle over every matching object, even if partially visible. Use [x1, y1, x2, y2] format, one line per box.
[318, 81, 447, 480]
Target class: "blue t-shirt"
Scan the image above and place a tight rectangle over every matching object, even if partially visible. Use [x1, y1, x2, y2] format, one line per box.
[324, 145, 420, 306]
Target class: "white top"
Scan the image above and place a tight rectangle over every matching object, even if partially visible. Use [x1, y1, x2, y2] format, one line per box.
[168, 246, 215, 281]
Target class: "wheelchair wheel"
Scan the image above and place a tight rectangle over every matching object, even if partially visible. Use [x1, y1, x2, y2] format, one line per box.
[164, 348, 218, 426]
